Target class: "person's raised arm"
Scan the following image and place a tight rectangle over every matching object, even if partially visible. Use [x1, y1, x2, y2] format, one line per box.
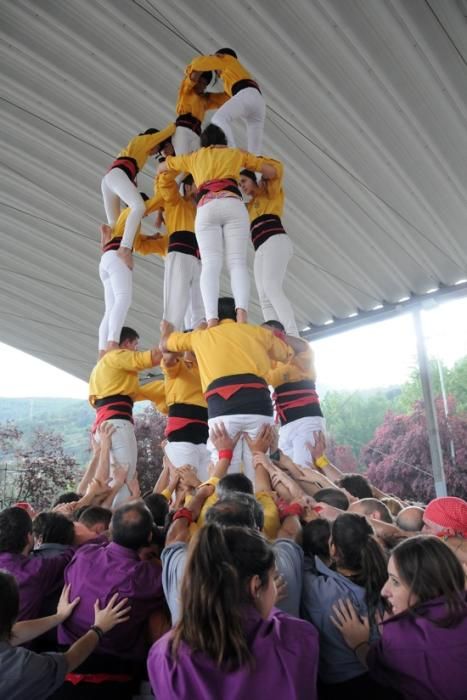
[77, 434, 100, 495]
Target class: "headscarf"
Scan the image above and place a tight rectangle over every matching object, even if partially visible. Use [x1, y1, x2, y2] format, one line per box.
[424, 496, 467, 538]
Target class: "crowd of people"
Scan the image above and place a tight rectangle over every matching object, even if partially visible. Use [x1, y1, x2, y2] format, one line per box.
[1, 48, 467, 700]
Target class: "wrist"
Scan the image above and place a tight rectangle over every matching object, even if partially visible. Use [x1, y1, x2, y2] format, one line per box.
[314, 455, 330, 469]
[89, 624, 105, 640]
[352, 640, 369, 653]
[173, 507, 194, 524]
[277, 499, 304, 521]
[218, 449, 233, 461]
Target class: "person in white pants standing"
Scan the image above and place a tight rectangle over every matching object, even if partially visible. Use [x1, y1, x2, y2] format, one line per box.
[157, 124, 276, 327]
[240, 161, 298, 337]
[186, 48, 265, 154]
[100, 124, 175, 270]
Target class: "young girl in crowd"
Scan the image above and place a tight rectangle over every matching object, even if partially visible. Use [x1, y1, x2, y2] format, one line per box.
[147, 524, 319, 699]
[157, 124, 276, 326]
[302, 513, 390, 699]
[240, 161, 298, 336]
[332, 536, 467, 700]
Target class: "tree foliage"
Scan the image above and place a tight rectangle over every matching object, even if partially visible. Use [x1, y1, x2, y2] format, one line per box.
[134, 405, 167, 495]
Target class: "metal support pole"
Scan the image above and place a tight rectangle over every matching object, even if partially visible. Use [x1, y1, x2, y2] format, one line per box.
[412, 307, 447, 497]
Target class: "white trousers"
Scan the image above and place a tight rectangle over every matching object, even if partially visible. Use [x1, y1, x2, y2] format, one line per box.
[95, 419, 137, 506]
[208, 414, 275, 482]
[195, 198, 250, 321]
[163, 252, 205, 330]
[254, 235, 298, 336]
[279, 416, 327, 469]
[165, 442, 210, 482]
[211, 88, 266, 154]
[173, 126, 200, 155]
[98, 251, 132, 349]
[101, 169, 146, 248]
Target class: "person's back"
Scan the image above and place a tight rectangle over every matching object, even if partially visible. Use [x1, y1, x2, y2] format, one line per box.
[149, 524, 318, 700]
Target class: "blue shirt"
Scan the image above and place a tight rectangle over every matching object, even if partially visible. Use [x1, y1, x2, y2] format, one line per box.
[301, 556, 379, 684]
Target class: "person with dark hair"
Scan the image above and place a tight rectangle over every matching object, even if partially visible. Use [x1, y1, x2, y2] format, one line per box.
[143, 494, 169, 528]
[395, 505, 424, 532]
[160, 298, 304, 479]
[263, 321, 325, 468]
[89, 328, 162, 505]
[186, 48, 266, 153]
[336, 474, 373, 500]
[349, 498, 393, 525]
[53, 491, 82, 507]
[314, 488, 349, 511]
[32, 512, 75, 556]
[174, 65, 228, 155]
[0, 507, 74, 621]
[77, 506, 112, 535]
[98, 193, 168, 355]
[333, 536, 467, 700]
[58, 502, 164, 666]
[239, 162, 298, 336]
[302, 513, 388, 696]
[0, 572, 130, 700]
[158, 126, 277, 326]
[302, 519, 332, 567]
[216, 472, 254, 500]
[146, 170, 204, 331]
[100, 123, 175, 270]
[148, 524, 319, 700]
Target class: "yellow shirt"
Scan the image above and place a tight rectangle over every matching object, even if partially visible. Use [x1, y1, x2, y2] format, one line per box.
[166, 320, 292, 392]
[147, 172, 196, 236]
[195, 487, 279, 540]
[117, 123, 176, 170]
[176, 72, 229, 121]
[246, 158, 285, 220]
[267, 347, 317, 388]
[161, 359, 207, 408]
[107, 204, 168, 257]
[187, 54, 254, 97]
[165, 147, 267, 188]
[134, 379, 168, 414]
[89, 350, 155, 404]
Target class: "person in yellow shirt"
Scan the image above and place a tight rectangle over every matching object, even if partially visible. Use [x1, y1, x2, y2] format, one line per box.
[158, 124, 276, 326]
[147, 172, 204, 331]
[98, 193, 168, 356]
[174, 68, 229, 155]
[264, 320, 325, 468]
[162, 351, 210, 481]
[240, 160, 298, 336]
[100, 124, 175, 269]
[89, 326, 162, 504]
[160, 297, 304, 481]
[187, 48, 265, 154]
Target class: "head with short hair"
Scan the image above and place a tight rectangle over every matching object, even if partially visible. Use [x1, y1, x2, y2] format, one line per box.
[200, 123, 228, 148]
[0, 507, 33, 554]
[337, 474, 373, 499]
[216, 473, 254, 501]
[110, 502, 153, 550]
[217, 296, 236, 321]
[32, 511, 74, 546]
[194, 70, 213, 94]
[77, 506, 112, 534]
[119, 326, 139, 349]
[381, 497, 403, 517]
[215, 48, 238, 58]
[143, 494, 169, 527]
[314, 488, 349, 511]
[239, 169, 258, 197]
[0, 571, 19, 641]
[302, 519, 331, 564]
[52, 491, 81, 507]
[172, 524, 274, 669]
[396, 506, 425, 533]
[386, 536, 467, 626]
[206, 493, 264, 531]
[349, 498, 393, 524]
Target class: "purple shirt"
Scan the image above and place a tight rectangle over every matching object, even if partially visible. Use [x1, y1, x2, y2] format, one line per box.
[368, 593, 467, 700]
[58, 541, 164, 660]
[148, 606, 319, 700]
[0, 549, 73, 621]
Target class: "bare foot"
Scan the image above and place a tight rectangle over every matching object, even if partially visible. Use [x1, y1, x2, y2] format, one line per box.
[98, 349, 107, 359]
[236, 308, 248, 323]
[117, 247, 134, 270]
[207, 318, 219, 328]
[195, 320, 207, 330]
[106, 341, 119, 352]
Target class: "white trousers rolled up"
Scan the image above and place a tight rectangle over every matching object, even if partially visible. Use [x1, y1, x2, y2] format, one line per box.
[207, 414, 275, 483]
[163, 252, 205, 330]
[95, 419, 137, 506]
[195, 197, 250, 321]
[165, 441, 210, 482]
[254, 234, 298, 336]
[98, 251, 132, 350]
[211, 87, 266, 154]
[100, 168, 146, 248]
[279, 416, 327, 469]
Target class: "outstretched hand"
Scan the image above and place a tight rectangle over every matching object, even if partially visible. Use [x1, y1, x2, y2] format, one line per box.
[93, 593, 131, 634]
[330, 598, 370, 649]
[56, 584, 80, 622]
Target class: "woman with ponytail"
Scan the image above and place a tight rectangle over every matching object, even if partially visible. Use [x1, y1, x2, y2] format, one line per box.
[147, 524, 319, 699]
[302, 512, 389, 698]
